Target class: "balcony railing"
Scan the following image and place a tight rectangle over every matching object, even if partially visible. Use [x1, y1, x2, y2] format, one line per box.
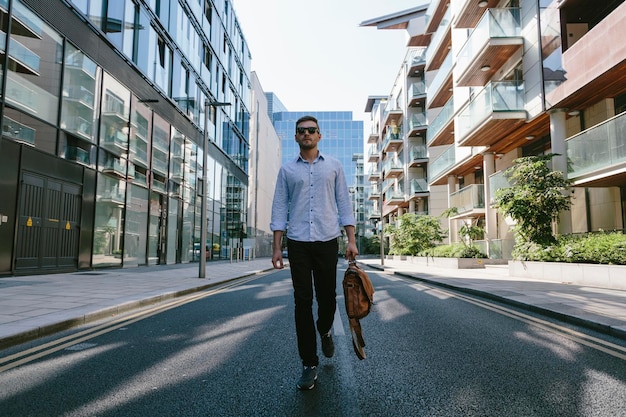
[382, 127, 404, 152]
[567, 111, 626, 180]
[382, 154, 403, 177]
[488, 170, 511, 205]
[427, 97, 454, 146]
[408, 112, 427, 135]
[455, 80, 525, 144]
[409, 81, 427, 102]
[429, 145, 455, 182]
[407, 48, 427, 73]
[411, 178, 429, 194]
[410, 144, 427, 162]
[385, 187, 405, 204]
[427, 52, 453, 108]
[367, 144, 380, 161]
[425, 7, 451, 66]
[449, 184, 485, 215]
[454, 8, 522, 86]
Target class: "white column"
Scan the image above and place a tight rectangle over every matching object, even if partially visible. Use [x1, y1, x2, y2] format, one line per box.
[483, 153, 497, 256]
[447, 175, 457, 244]
[549, 109, 572, 235]
[409, 199, 416, 213]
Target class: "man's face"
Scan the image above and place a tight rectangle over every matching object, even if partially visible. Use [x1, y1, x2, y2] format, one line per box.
[295, 123, 321, 150]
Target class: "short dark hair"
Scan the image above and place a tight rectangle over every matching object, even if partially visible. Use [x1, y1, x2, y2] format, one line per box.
[295, 115, 319, 131]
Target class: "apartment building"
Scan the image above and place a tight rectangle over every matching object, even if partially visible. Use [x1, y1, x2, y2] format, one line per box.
[0, 0, 252, 275]
[364, 0, 626, 259]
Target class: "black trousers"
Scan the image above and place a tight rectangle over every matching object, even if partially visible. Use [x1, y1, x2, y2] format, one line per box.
[287, 238, 339, 367]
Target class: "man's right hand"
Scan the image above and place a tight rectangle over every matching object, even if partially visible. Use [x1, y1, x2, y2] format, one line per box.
[272, 249, 284, 269]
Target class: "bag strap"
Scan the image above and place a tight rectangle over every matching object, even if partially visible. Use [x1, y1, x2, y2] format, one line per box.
[349, 318, 366, 360]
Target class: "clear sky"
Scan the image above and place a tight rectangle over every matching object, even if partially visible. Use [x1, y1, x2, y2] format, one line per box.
[232, 0, 428, 127]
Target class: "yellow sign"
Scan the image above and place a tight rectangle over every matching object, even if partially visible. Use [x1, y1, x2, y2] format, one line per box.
[26, 217, 32, 227]
[66, 221, 71, 230]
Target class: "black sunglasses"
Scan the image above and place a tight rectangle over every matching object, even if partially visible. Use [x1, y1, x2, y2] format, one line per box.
[296, 126, 319, 134]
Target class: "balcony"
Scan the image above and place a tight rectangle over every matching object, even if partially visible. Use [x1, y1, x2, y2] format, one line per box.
[407, 48, 427, 76]
[383, 103, 403, 126]
[425, 7, 452, 72]
[429, 145, 455, 184]
[385, 187, 405, 206]
[454, 8, 523, 87]
[410, 144, 428, 167]
[367, 130, 379, 144]
[449, 184, 485, 219]
[367, 165, 380, 182]
[427, 97, 455, 147]
[408, 81, 427, 108]
[367, 144, 380, 162]
[453, 0, 501, 29]
[368, 184, 381, 200]
[427, 52, 453, 109]
[382, 128, 403, 153]
[567, 111, 626, 187]
[410, 178, 429, 199]
[383, 153, 403, 179]
[455, 81, 526, 147]
[408, 112, 427, 137]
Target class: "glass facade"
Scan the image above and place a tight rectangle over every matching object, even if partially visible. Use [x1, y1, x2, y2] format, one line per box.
[0, 0, 251, 275]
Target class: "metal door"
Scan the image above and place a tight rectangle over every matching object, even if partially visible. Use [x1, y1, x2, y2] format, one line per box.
[15, 172, 81, 271]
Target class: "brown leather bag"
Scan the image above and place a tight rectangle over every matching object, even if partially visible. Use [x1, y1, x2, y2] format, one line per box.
[342, 261, 374, 360]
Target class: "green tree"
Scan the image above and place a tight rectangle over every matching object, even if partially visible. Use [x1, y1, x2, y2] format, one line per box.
[494, 154, 572, 247]
[385, 213, 446, 255]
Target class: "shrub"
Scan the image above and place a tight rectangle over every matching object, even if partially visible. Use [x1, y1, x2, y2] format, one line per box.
[419, 243, 487, 259]
[513, 231, 626, 265]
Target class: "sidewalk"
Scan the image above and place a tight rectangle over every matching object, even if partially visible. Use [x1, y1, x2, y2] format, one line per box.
[358, 258, 626, 340]
[0, 259, 275, 349]
[1, 257, 626, 351]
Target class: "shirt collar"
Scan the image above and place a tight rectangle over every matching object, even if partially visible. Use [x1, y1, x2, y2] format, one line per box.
[295, 151, 325, 163]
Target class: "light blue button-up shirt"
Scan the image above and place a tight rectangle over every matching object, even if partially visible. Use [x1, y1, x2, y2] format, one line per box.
[270, 152, 356, 242]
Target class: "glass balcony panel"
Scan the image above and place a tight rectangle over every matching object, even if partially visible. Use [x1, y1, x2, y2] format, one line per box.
[429, 145, 455, 181]
[455, 81, 524, 142]
[567, 111, 626, 179]
[488, 170, 511, 205]
[427, 52, 452, 105]
[427, 97, 454, 146]
[425, 7, 451, 64]
[411, 178, 429, 193]
[455, 8, 521, 80]
[409, 113, 427, 131]
[411, 144, 427, 161]
[449, 184, 485, 214]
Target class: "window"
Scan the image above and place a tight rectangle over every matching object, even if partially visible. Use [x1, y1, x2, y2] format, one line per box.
[204, 0, 212, 24]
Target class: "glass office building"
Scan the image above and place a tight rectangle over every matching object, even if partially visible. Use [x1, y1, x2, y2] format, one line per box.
[0, 0, 251, 275]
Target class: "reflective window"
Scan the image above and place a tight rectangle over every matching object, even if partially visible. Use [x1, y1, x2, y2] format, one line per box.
[134, 9, 155, 76]
[129, 97, 152, 188]
[6, 0, 62, 125]
[99, 73, 130, 159]
[93, 173, 126, 267]
[2, 107, 56, 152]
[124, 184, 148, 267]
[61, 43, 100, 147]
[151, 113, 169, 192]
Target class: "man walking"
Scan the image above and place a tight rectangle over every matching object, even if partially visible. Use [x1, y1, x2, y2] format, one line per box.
[271, 115, 358, 390]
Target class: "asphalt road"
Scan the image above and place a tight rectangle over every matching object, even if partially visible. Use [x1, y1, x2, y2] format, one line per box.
[1, 260, 625, 416]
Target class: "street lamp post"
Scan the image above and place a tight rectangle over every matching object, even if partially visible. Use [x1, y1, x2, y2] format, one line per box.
[199, 99, 231, 278]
